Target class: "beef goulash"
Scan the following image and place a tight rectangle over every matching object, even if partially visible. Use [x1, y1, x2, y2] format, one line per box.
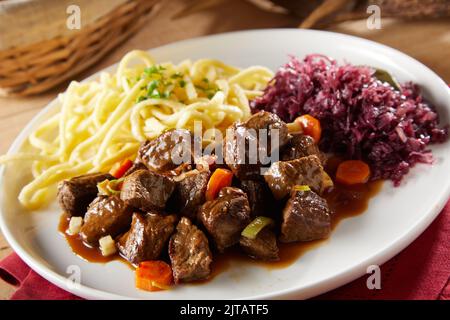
[56, 110, 369, 291]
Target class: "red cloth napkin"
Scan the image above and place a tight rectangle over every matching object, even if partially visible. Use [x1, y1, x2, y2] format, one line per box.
[0, 254, 81, 300]
[1, 200, 449, 300]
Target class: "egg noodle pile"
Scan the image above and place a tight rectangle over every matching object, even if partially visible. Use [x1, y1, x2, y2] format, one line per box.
[0, 50, 273, 210]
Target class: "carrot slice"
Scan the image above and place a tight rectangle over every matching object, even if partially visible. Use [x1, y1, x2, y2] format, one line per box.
[336, 160, 371, 185]
[295, 114, 322, 143]
[110, 159, 133, 179]
[205, 168, 234, 201]
[135, 261, 173, 292]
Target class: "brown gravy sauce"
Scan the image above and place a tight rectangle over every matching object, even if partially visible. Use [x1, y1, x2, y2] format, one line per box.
[58, 157, 383, 283]
[58, 216, 122, 264]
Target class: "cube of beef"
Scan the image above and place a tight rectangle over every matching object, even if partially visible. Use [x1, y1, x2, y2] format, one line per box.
[171, 169, 211, 220]
[137, 129, 196, 173]
[223, 111, 289, 180]
[57, 173, 113, 216]
[80, 195, 133, 246]
[281, 133, 325, 163]
[264, 155, 333, 200]
[123, 162, 148, 177]
[280, 189, 331, 243]
[198, 187, 251, 252]
[169, 217, 212, 283]
[239, 228, 279, 261]
[120, 169, 175, 211]
[118, 212, 177, 265]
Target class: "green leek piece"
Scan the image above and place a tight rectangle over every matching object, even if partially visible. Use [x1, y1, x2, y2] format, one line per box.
[293, 185, 311, 192]
[241, 216, 274, 240]
[107, 178, 124, 194]
[97, 179, 111, 196]
[97, 178, 122, 196]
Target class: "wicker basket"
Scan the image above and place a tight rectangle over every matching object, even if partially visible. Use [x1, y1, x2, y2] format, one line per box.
[0, 0, 160, 97]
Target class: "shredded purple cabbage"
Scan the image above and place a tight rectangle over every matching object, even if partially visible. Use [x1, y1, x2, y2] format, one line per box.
[251, 54, 448, 185]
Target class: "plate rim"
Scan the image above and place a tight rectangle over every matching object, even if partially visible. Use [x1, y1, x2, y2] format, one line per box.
[1, 28, 449, 300]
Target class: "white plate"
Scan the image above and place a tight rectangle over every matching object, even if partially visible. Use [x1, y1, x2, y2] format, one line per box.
[1, 29, 449, 300]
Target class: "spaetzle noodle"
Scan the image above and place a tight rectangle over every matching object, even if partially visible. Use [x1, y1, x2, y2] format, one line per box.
[0, 50, 273, 210]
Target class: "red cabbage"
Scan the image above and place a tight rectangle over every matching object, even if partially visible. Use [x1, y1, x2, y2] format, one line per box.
[251, 55, 448, 185]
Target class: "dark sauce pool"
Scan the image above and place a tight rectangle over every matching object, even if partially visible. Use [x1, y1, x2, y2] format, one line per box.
[58, 157, 383, 283]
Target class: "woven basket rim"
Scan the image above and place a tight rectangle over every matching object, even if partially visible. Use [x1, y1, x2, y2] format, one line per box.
[0, 0, 161, 97]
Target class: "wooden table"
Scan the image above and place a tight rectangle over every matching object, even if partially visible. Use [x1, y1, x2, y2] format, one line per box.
[1, 0, 449, 300]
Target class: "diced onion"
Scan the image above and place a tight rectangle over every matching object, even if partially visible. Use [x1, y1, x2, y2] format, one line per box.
[99, 235, 117, 256]
[241, 216, 274, 240]
[67, 216, 83, 235]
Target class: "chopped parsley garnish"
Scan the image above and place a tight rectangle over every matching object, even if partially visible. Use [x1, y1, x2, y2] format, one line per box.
[136, 66, 217, 102]
[170, 72, 183, 79]
[146, 80, 160, 94]
[144, 65, 166, 76]
[194, 79, 218, 99]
